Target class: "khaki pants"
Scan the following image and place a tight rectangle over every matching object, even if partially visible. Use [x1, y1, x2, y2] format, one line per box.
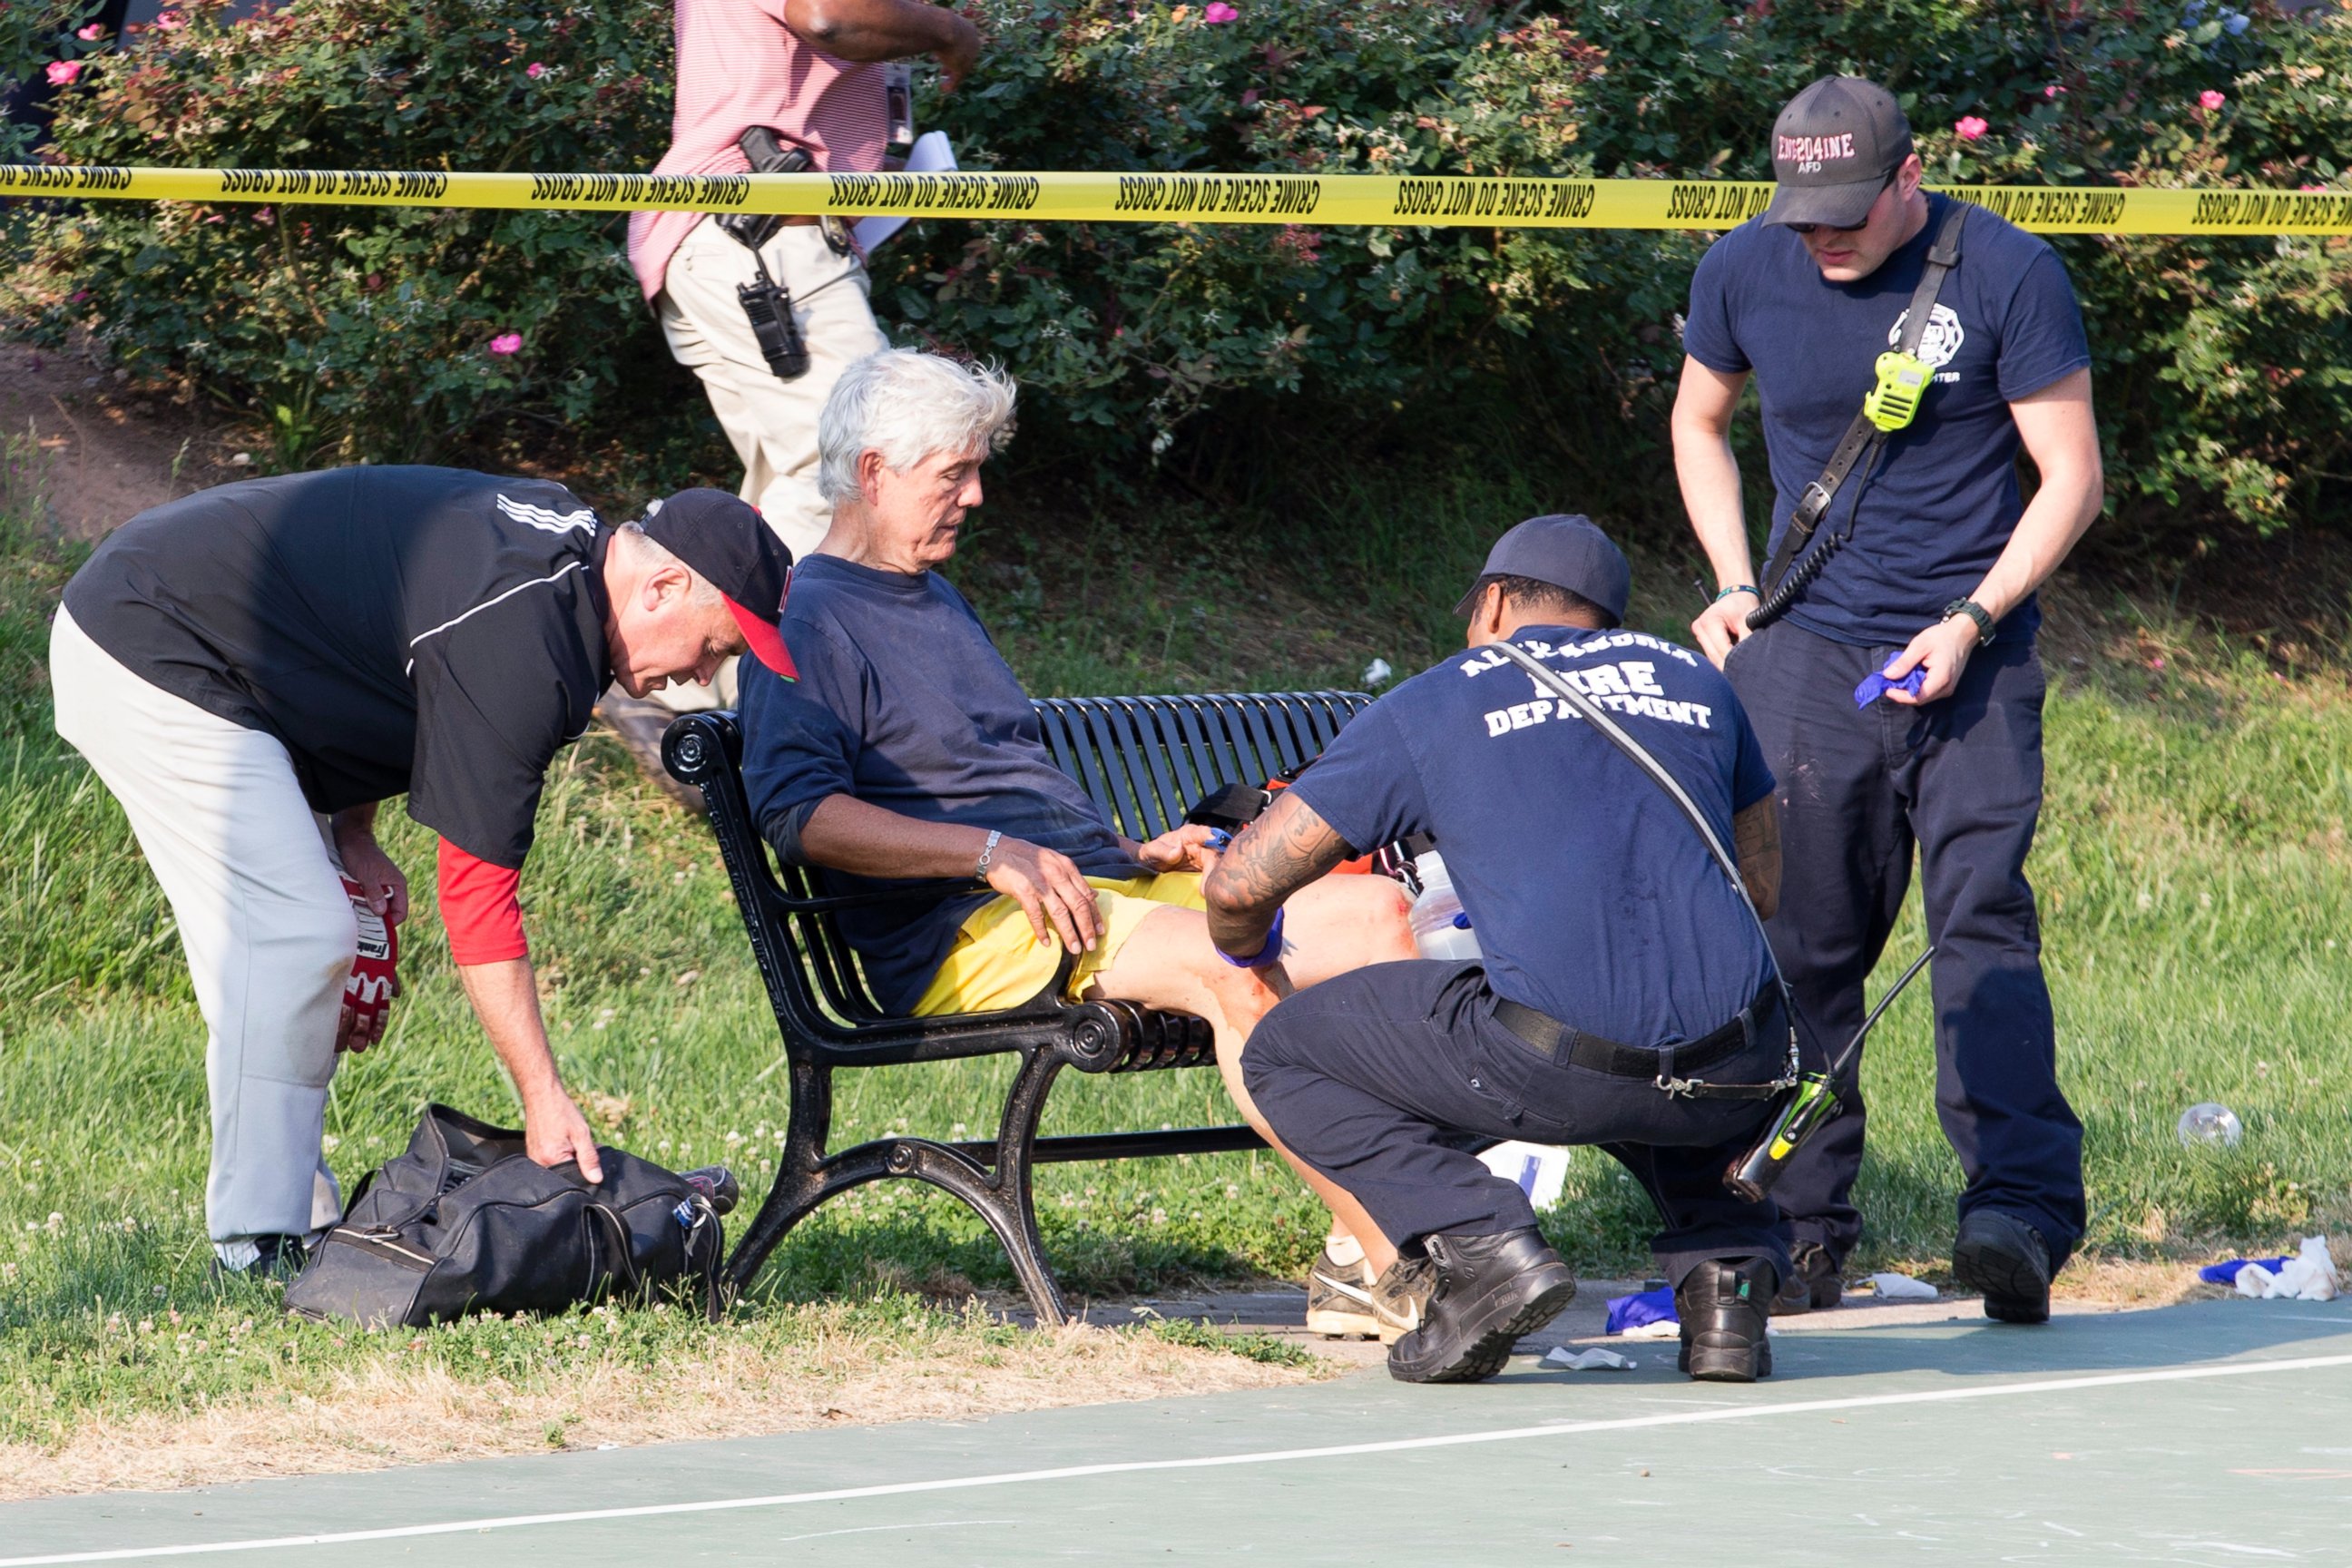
[650, 218, 887, 713]
[51, 607, 348, 1252]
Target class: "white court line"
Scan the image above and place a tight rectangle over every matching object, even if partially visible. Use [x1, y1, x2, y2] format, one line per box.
[6, 1351, 2350, 1567]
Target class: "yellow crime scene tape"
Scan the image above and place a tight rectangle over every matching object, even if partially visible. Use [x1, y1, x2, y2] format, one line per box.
[2, 162, 2349, 234]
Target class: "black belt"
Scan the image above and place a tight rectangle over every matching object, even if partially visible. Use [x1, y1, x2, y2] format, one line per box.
[1492, 985, 1788, 1100]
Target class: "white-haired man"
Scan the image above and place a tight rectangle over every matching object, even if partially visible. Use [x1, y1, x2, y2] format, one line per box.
[738, 349, 1422, 1324]
[52, 470, 794, 1278]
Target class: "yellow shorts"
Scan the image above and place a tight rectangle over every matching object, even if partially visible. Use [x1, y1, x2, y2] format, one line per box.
[912, 873, 1208, 1017]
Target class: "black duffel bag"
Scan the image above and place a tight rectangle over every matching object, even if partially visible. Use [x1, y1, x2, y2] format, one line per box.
[285, 1103, 725, 1328]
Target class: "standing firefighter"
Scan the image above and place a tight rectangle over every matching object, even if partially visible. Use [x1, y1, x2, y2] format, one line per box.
[1673, 76, 2104, 1322]
[51, 470, 792, 1278]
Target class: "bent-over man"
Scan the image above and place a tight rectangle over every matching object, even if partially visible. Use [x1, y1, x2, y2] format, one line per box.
[53, 470, 794, 1277]
[737, 349, 1419, 1300]
[1210, 515, 1794, 1385]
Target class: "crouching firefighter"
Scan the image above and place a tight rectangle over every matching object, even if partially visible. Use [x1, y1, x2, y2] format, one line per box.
[1204, 515, 1798, 1385]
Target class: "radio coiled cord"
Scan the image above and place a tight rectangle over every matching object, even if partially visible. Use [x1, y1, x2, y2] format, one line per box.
[1745, 440, 1879, 633]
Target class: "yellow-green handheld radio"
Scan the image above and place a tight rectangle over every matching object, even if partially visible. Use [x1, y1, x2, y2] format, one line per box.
[1863, 349, 1934, 433]
[1723, 946, 1934, 1203]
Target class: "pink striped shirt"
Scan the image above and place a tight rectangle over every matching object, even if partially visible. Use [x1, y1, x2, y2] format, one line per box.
[627, 0, 890, 302]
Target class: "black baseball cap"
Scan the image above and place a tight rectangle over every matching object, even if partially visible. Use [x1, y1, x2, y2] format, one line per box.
[638, 489, 797, 678]
[1759, 75, 1914, 230]
[1453, 514, 1631, 623]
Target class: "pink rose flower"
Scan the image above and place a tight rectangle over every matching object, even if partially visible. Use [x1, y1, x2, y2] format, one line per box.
[488, 332, 524, 356]
[1203, 1, 1239, 21]
[2198, 89, 2226, 111]
[525, 62, 546, 78]
[44, 60, 79, 86]
[1954, 115, 1988, 142]
[2300, 182, 2328, 192]
[75, 22, 103, 40]
[155, 8, 184, 28]
[2043, 83, 2063, 99]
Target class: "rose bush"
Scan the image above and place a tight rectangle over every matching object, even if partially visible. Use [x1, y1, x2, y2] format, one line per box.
[27, 0, 670, 466]
[891, 0, 2352, 534]
[22, 0, 2352, 535]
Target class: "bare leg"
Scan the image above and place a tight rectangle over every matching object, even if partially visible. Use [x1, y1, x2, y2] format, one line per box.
[1084, 903, 1400, 1275]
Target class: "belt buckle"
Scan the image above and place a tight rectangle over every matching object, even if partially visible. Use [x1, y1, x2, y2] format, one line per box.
[819, 215, 853, 256]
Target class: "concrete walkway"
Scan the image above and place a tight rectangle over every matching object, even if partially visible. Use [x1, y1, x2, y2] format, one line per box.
[5, 1295, 2347, 1565]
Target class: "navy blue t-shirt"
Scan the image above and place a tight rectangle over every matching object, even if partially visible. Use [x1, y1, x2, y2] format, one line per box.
[1289, 627, 1779, 1048]
[738, 554, 1142, 1013]
[1682, 193, 2091, 647]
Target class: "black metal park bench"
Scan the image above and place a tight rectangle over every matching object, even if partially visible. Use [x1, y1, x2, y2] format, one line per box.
[662, 691, 1372, 1325]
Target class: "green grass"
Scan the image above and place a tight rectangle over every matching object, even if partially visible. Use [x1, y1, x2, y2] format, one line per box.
[3, 448, 2349, 1448]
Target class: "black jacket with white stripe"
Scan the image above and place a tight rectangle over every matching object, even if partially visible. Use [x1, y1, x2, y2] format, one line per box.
[64, 466, 613, 868]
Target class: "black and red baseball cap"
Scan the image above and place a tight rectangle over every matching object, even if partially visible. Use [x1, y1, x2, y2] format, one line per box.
[639, 489, 797, 678]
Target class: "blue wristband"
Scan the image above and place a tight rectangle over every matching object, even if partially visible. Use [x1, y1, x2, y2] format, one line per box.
[1215, 906, 1285, 969]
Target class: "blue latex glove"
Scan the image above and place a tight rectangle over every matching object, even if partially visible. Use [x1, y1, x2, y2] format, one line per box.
[1853, 661, 1927, 708]
[2197, 1256, 2295, 1285]
[1603, 1286, 1677, 1335]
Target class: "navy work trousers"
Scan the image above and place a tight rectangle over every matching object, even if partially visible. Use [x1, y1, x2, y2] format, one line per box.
[1242, 959, 1791, 1289]
[1725, 620, 2084, 1267]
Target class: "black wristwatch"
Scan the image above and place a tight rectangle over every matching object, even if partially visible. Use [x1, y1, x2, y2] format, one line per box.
[1943, 598, 1995, 646]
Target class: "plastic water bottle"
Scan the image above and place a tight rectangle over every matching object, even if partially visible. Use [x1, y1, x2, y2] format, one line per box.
[1408, 851, 1483, 963]
[2176, 1102, 2244, 1149]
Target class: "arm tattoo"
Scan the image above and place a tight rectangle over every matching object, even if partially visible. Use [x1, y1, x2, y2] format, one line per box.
[1733, 795, 1782, 920]
[1202, 789, 1353, 953]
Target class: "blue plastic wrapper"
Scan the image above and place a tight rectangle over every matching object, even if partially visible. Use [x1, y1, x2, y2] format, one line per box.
[1603, 1287, 1677, 1335]
[2197, 1256, 2294, 1285]
[1853, 662, 1927, 708]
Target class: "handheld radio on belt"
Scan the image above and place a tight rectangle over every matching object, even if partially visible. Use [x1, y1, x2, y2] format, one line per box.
[719, 127, 818, 382]
[1745, 201, 1971, 633]
[1483, 640, 1934, 1200]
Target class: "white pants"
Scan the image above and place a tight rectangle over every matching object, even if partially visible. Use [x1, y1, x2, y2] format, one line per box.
[649, 219, 887, 717]
[51, 607, 348, 1250]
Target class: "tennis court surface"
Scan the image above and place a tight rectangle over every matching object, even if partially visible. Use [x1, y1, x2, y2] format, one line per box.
[5, 1294, 2347, 1564]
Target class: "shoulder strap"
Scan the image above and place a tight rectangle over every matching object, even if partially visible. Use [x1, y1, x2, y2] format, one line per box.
[1753, 201, 1970, 599]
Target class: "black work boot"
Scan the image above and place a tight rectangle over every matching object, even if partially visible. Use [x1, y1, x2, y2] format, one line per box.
[1771, 1240, 1843, 1316]
[1952, 1210, 2053, 1324]
[1676, 1258, 1777, 1382]
[1387, 1230, 1577, 1385]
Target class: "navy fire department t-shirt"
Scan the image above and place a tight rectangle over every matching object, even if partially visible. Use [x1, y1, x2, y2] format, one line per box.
[1289, 627, 1778, 1047]
[1682, 192, 2091, 647]
[739, 554, 1144, 1014]
[63, 466, 612, 868]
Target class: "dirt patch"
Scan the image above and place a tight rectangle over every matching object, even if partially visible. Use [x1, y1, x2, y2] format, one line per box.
[0, 1320, 1330, 1503]
[0, 340, 248, 540]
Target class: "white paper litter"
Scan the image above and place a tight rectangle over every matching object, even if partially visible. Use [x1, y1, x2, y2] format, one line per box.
[1362, 658, 1395, 688]
[1863, 1270, 1938, 1301]
[1476, 1141, 1571, 1211]
[1621, 1318, 1681, 1339]
[2235, 1236, 2339, 1302]
[851, 132, 956, 252]
[1544, 1346, 1636, 1371]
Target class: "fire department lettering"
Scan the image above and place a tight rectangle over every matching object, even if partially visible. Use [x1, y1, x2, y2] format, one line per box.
[1481, 660, 1715, 737]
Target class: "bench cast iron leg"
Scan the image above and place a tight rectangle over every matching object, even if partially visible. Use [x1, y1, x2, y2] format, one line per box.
[723, 1047, 1073, 1326]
